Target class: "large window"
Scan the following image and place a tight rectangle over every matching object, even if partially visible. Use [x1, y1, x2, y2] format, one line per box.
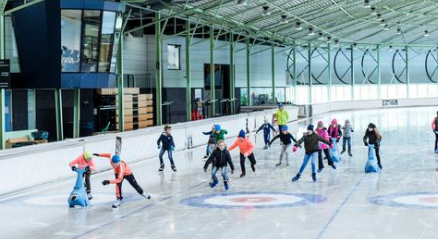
[61, 10, 82, 72]
[99, 11, 116, 72]
[167, 45, 181, 70]
[81, 10, 101, 73]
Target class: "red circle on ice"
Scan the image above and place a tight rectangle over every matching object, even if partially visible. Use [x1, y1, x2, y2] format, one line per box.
[419, 197, 438, 203]
[230, 197, 276, 203]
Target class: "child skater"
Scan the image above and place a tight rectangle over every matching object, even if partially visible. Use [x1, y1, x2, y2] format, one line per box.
[157, 125, 177, 172]
[69, 151, 96, 200]
[431, 111, 438, 152]
[97, 153, 151, 208]
[269, 125, 297, 166]
[202, 124, 216, 159]
[341, 119, 354, 156]
[292, 124, 333, 182]
[316, 121, 336, 173]
[213, 124, 228, 143]
[256, 119, 277, 149]
[272, 113, 279, 137]
[363, 123, 383, 169]
[228, 130, 256, 178]
[328, 118, 342, 143]
[203, 140, 235, 191]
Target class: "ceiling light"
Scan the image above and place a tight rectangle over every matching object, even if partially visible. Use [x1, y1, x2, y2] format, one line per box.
[383, 24, 389, 31]
[396, 28, 401, 34]
[388, 45, 393, 51]
[370, 7, 377, 16]
[318, 33, 325, 40]
[380, 19, 386, 26]
[364, 0, 371, 8]
[262, 6, 270, 16]
[424, 30, 430, 37]
[280, 15, 288, 24]
[353, 43, 358, 49]
[294, 21, 302, 30]
[376, 14, 382, 21]
[237, 0, 247, 6]
[327, 36, 332, 43]
[334, 39, 340, 47]
[308, 28, 315, 36]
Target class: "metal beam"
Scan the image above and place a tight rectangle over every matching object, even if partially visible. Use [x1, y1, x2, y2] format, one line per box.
[328, 43, 332, 102]
[293, 42, 297, 104]
[271, 45, 275, 104]
[4, 0, 44, 15]
[406, 46, 410, 98]
[0, 11, 4, 148]
[230, 32, 235, 114]
[73, 89, 80, 138]
[155, 12, 163, 125]
[55, 89, 64, 141]
[308, 43, 312, 104]
[246, 38, 251, 106]
[209, 26, 216, 117]
[351, 45, 355, 100]
[185, 20, 191, 121]
[117, 33, 124, 131]
[377, 45, 381, 99]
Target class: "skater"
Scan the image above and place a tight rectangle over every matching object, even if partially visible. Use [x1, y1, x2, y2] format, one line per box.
[272, 113, 279, 137]
[213, 124, 228, 143]
[228, 130, 257, 178]
[268, 125, 297, 166]
[256, 119, 277, 149]
[69, 151, 96, 200]
[363, 123, 383, 169]
[97, 153, 151, 208]
[275, 103, 289, 132]
[315, 121, 336, 173]
[341, 119, 354, 156]
[431, 111, 438, 152]
[203, 140, 235, 191]
[202, 124, 216, 159]
[157, 125, 177, 172]
[328, 118, 342, 162]
[291, 124, 333, 182]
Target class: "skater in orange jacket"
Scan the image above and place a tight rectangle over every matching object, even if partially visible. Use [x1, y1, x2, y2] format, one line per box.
[228, 130, 256, 178]
[94, 153, 150, 208]
[68, 151, 96, 200]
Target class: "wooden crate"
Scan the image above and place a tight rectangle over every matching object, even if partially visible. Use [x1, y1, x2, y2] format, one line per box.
[97, 88, 117, 95]
[146, 100, 153, 106]
[138, 107, 148, 114]
[138, 113, 154, 121]
[124, 88, 140, 94]
[138, 94, 153, 101]
[117, 108, 133, 116]
[146, 107, 153, 113]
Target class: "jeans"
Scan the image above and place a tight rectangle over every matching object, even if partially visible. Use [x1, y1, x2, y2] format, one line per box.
[159, 148, 175, 165]
[211, 166, 228, 182]
[343, 137, 352, 151]
[434, 131, 438, 151]
[298, 152, 318, 174]
[264, 133, 271, 145]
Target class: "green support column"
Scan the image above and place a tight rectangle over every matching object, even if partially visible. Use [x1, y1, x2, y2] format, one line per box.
[73, 89, 80, 138]
[351, 45, 355, 101]
[405, 46, 410, 98]
[0, 13, 4, 149]
[27, 90, 36, 129]
[185, 21, 191, 122]
[246, 38, 251, 106]
[54, 89, 63, 141]
[271, 45, 276, 104]
[229, 32, 235, 114]
[293, 43, 297, 104]
[308, 43, 312, 104]
[328, 43, 332, 102]
[155, 12, 163, 125]
[377, 45, 381, 99]
[117, 34, 124, 131]
[209, 26, 215, 116]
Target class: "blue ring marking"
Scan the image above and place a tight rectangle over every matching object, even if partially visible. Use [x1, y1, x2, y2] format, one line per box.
[370, 192, 438, 210]
[180, 192, 327, 209]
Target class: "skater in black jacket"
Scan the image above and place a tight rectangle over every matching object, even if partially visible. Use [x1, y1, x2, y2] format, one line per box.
[204, 140, 235, 191]
[157, 125, 177, 172]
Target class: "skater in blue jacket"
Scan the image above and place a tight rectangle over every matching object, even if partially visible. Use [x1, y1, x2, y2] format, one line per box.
[256, 119, 277, 149]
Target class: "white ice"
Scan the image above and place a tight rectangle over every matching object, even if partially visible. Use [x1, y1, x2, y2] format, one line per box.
[2, 107, 438, 239]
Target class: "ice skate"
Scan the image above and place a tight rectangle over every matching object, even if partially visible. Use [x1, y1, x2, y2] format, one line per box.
[348, 150, 353, 157]
[87, 193, 93, 200]
[112, 199, 122, 209]
[158, 164, 164, 172]
[224, 181, 229, 191]
[292, 173, 300, 181]
[141, 193, 151, 199]
[209, 179, 219, 188]
[171, 165, 177, 172]
[317, 168, 323, 173]
[312, 173, 317, 182]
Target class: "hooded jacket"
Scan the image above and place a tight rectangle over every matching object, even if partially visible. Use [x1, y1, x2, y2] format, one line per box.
[363, 124, 382, 145]
[213, 129, 228, 143]
[328, 119, 342, 138]
[203, 147, 235, 170]
[316, 127, 330, 150]
[295, 132, 332, 154]
[275, 109, 289, 126]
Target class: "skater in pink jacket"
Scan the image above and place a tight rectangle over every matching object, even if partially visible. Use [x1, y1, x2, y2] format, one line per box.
[316, 121, 336, 173]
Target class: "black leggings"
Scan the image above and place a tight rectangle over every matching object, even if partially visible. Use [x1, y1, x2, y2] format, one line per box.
[115, 174, 144, 200]
[435, 132, 438, 151]
[82, 171, 91, 193]
[375, 145, 381, 166]
[318, 148, 334, 169]
[240, 153, 256, 173]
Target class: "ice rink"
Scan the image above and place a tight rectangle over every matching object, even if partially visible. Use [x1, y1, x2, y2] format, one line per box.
[2, 107, 438, 239]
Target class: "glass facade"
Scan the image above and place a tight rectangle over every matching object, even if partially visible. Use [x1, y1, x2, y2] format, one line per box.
[167, 45, 181, 70]
[61, 9, 119, 73]
[5, 16, 21, 73]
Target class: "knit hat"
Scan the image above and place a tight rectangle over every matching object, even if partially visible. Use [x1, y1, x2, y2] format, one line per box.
[331, 119, 338, 125]
[238, 129, 246, 138]
[215, 124, 221, 131]
[317, 121, 324, 128]
[368, 123, 376, 129]
[83, 151, 92, 160]
[278, 103, 284, 107]
[281, 125, 288, 131]
[307, 124, 314, 131]
[112, 154, 121, 164]
[345, 119, 350, 124]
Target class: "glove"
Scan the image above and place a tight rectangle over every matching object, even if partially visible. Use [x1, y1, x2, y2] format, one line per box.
[292, 146, 297, 152]
[330, 143, 334, 149]
[71, 166, 77, 172]
[157, 145, 161, 149]
[92, 153, 99, 156]
[336, 137, 340, 143]
[204, 168, 207, 173]
[171, 146, 175, 151]
[364, 142, 368, 146]
[102, 180, 110, 186]
[231, 170, 234, 174]
[84, 166, 90, 172]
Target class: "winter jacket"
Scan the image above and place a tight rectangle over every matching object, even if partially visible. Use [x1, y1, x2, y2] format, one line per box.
[269, 132, 297, 145]
[342, 124, 354, 138]
[363, 131, 382, 145]
[256, 123, 276, 135]
[328, 120, 342, 138]
[204, 148, 235, 170]
[97, 153, 132, 184]
[69, 153, 96, 171]
[295, 133, 332, 154]
[157, 133, 175, 150]
[275, 109, 289, 126]
[432, 117, 438, 131]
[228, 137, 254, 155]
[316, 127, 330, 150]
[213, 129, 228, 143]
